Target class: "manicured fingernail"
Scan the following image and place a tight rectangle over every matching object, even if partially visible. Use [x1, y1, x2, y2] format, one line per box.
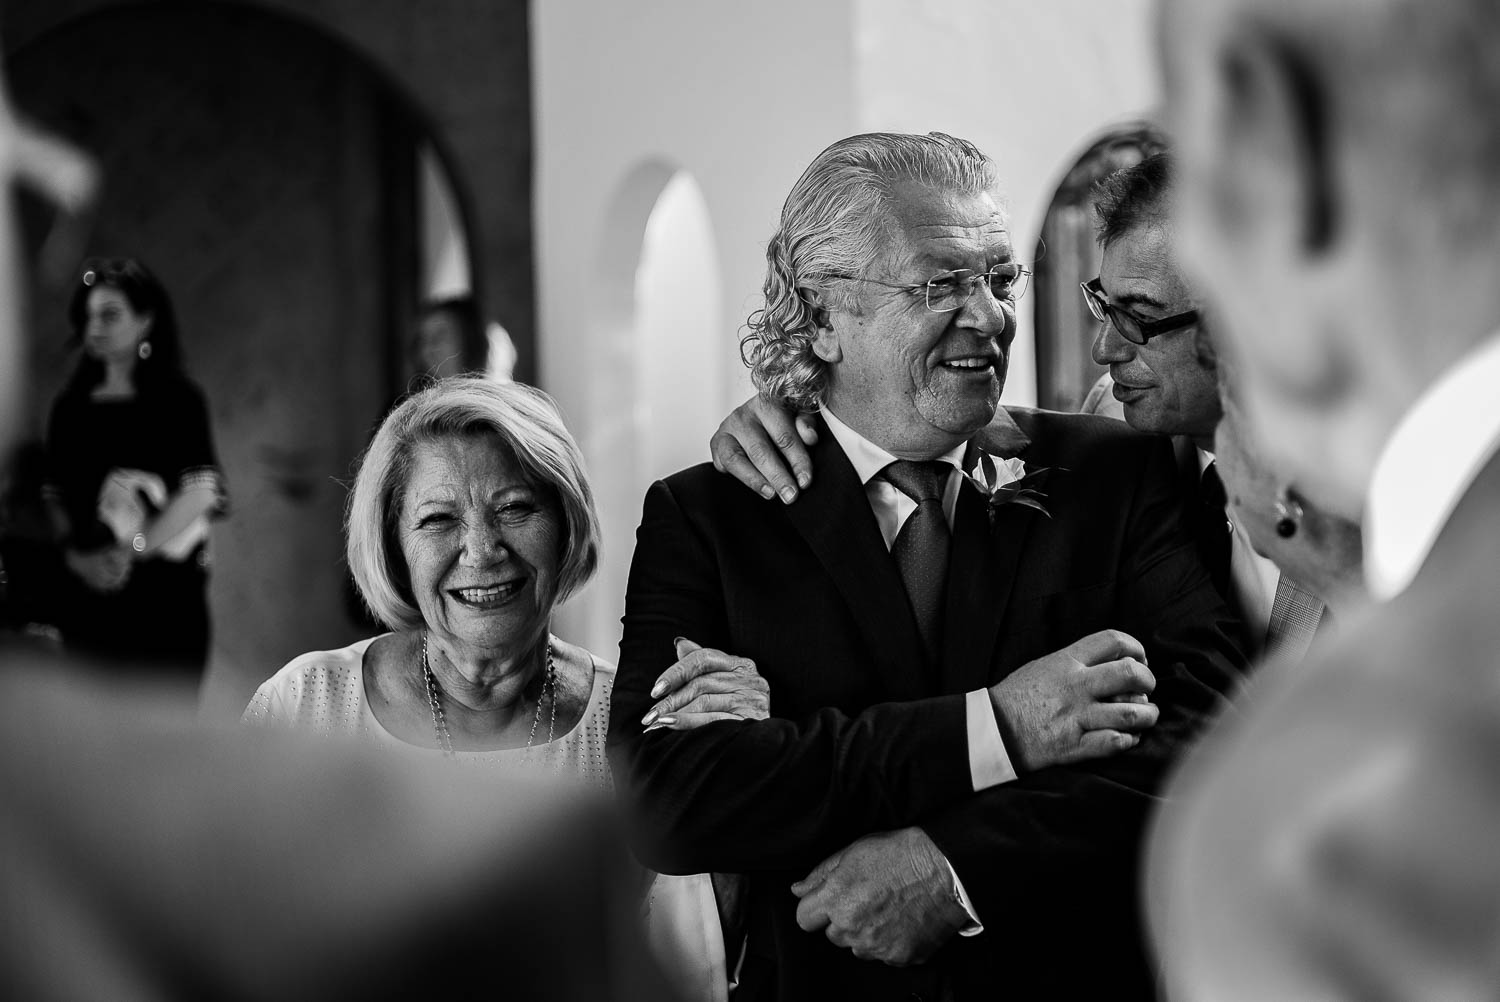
[650, 679, 667, 698]
[643, 722, 665, 733]
[797, 473, 811, 489]
[779, 487, 797, 504]
[760, 485, 775, 499]
[655, 716, 676, 727]
[642, 709, 659, 726]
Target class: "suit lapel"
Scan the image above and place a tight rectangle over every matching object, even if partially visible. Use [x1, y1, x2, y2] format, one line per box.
[782, 418, 929, 696]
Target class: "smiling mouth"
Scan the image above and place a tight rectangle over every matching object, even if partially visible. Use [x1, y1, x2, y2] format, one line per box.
[940, 356, 996, 373]
[448, 580, 525, 608]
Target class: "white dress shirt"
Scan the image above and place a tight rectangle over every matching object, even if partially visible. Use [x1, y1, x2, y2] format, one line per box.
[820, 407, 1018, 791]
[1366, 333, 1500, 601]
[820, 407, 1013, 935]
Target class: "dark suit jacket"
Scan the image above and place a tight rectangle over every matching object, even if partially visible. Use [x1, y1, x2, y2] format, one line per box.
[610, 409, 1248, 1002]
[1149, 450, 1500, 999]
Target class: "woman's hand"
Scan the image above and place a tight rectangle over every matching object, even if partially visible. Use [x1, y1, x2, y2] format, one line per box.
[640, 638, 770, 731]
[65, 545, 132, 593]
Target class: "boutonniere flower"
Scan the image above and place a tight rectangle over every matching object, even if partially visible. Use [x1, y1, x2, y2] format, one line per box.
[965, 453, 1054, 520]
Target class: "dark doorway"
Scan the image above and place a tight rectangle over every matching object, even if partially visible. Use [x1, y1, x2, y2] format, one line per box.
[6, 2, 476, 705]
[1032, 123, 1167, 412]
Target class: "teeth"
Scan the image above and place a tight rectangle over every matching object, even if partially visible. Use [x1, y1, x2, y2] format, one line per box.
[455, 581, 520, 603]
[942, 358, 991, 369]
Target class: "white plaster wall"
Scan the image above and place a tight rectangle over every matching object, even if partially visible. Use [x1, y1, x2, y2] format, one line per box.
[533, 0, 1157, 659]
[534, 0, 860, 656]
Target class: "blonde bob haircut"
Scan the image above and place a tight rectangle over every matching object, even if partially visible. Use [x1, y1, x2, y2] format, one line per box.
[346, 376, 601, 631]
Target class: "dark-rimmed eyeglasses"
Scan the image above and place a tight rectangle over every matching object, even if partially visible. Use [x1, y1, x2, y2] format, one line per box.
[1081, 277, 1199, 345]
[831, 263, 1033, 314]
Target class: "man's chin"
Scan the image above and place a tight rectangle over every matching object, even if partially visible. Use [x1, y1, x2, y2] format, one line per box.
[1120, 400, 1172, 437]
[924, 401, 999, 440]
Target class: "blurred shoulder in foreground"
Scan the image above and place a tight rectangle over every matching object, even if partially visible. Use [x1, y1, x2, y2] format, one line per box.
[0, 644, 675, 1002]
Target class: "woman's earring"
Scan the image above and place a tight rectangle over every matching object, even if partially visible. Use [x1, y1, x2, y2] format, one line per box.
[1274, 489, 1303, 538]
[137, 340, 152, 360]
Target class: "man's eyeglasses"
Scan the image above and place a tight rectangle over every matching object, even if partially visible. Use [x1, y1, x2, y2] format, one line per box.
[1081, 277, 1199, 345]
[831, 263, 1033, 314]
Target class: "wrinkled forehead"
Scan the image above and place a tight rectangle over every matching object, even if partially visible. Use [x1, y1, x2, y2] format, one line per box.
[1101, 225, 1187, 287]
[879, 181, 1013, 271]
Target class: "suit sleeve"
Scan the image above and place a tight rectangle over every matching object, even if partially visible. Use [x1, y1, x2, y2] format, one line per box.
[608, 478, 977, 875]
[920, 436, 1249, 930]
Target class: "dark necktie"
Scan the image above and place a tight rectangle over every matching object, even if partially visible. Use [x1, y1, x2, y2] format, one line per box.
[1198, 462, 1233, 600]
[882, 460, 951, 666]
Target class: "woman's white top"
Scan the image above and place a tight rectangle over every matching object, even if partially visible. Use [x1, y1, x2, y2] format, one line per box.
[242, 632, 724, 1000]
[241, 634, 614, 790]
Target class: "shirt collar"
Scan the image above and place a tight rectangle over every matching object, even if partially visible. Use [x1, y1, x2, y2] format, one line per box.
[819, 406, 968, 486]
[1365, 332, 1500, 600]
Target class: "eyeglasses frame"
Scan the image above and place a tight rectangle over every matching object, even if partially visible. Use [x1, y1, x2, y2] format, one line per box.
[828, 263, 1033, 314]
[1081, 277, 1200, 345]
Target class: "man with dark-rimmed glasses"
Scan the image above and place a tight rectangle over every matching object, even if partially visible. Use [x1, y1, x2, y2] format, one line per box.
[1081, 153, 1326, 662]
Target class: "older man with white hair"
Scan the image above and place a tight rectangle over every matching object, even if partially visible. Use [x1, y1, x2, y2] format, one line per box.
[611, 131, 1246, 1002]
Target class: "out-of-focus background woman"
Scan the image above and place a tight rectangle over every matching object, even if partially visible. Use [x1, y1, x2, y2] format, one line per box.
[43, 257, 227, 677]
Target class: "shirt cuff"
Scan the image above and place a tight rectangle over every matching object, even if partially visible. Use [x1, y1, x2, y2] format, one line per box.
[942, 853, 984, 936]
[966, 688, 1017, 791]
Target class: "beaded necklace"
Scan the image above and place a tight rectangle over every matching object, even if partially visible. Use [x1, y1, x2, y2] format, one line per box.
[420, 632, 556, 759]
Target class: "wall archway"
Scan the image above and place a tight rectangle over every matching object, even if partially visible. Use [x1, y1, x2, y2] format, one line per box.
[5, 2, 484, 711]
[1031, 121, 1168, 411]
[558, 161, 723, 658]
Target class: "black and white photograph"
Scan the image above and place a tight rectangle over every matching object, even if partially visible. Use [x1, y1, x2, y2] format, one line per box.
[2, 1, 1497, 999]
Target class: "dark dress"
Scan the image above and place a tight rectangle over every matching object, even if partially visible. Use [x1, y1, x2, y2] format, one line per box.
[45, 374, 225, 675]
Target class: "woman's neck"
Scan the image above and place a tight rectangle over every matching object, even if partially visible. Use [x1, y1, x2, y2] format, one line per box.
[424, 631, 551, 735]
[92, 358, 137, 399]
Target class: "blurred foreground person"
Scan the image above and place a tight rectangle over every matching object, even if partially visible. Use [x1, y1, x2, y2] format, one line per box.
[43, 257, 226, 677]
[1212, 387, 1366, 620]
[1150, 0, 1500, 998]
[1, 670, 673, 1001]
[0, 70, 670, 1002]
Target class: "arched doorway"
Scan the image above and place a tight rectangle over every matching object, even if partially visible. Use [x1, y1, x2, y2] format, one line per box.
[561, 162, 723, 659]
[5, 3, 480, 711]
[1032, 122, 1167, 411]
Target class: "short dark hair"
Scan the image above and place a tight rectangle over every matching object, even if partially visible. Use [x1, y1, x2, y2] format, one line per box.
[1092, 152, 1174, 248]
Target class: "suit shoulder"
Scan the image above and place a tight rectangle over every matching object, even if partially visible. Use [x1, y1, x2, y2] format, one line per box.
[1007, 406, 1164, 465]
[652, 461, 770, 514]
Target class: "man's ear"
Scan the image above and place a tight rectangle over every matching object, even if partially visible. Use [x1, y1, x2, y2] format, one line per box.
[800, 287, 842, 364]
[1217, 24, 1339, 256]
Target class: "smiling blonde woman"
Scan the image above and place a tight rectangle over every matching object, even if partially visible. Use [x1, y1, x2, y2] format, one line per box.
[243, 377, 610, 778]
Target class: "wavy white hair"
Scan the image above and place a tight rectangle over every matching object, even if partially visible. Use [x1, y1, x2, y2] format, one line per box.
[740, 132, 999, 411]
